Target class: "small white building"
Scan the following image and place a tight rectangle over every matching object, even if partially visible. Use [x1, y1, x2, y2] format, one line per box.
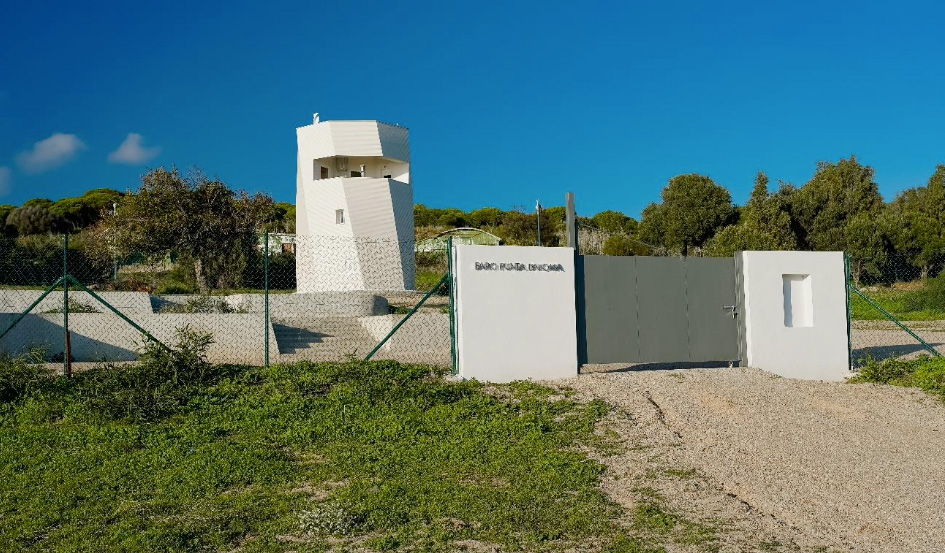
[295, 114, 415, 292]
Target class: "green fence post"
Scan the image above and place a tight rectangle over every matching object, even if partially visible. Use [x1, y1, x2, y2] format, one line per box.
[264, 232, 270, 368]
[844, 252, 853, 370]
[447, 237, 458, 375]
[63, 234, 72, 377]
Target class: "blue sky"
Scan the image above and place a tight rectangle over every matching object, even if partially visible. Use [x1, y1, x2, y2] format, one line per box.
[2, 0, 944, 218]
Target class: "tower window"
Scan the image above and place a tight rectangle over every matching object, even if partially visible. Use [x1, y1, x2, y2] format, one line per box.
[320, 166, 329, 179]
[335, 209, 345, 224]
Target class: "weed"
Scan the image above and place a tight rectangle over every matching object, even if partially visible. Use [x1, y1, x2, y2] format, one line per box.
[299, 500, 364, 536]
[635, 503, 678, 532]
[664, 468, 698, 480]
[852, 355, 945, 400]
[0, 349, 51, 402]
[159, 295, 247, 314]
[42, 298, 99, 314]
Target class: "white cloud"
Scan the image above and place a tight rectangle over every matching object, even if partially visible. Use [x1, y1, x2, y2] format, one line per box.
[0, 166, 10, 198]
[108, 133, 161, 165]
[16, 133, 86, 174]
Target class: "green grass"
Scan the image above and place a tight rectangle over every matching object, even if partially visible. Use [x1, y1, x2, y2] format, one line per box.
[851, 355, 945, 400]
[0, 342, 692, 552]
[850, 286, 945, 321]
[414, 270, 446, 292]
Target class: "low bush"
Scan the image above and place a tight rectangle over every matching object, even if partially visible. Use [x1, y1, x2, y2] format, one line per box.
[0, 349, 51, 402]
[902, 273, 945, 313]
[853, 355, 945, 400]
[0, 326, 225, 423]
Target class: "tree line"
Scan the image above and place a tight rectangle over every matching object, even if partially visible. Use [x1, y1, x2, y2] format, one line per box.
[417, 157, 945, 284]
[3, 157, 945, 288]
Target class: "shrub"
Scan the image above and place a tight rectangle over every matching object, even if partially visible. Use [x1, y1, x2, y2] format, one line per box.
[902, 273, 945, 312]
[0, 350, 51, 402]
[74, 326, 218, 422]
[853, 355, 945, 400]
[602, 235, 636, 256]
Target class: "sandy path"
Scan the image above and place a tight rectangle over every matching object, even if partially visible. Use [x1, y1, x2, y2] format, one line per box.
[560, 367, 945, 553]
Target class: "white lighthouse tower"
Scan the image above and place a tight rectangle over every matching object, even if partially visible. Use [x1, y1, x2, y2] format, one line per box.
[295, 114, 415, 292]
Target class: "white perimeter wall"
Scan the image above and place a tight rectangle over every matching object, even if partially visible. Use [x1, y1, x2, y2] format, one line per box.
[454, 244, 577, 383]
[739, 251, 850, 381]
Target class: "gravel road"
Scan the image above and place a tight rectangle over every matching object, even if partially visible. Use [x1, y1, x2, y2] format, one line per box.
[560, 366, 945, 553]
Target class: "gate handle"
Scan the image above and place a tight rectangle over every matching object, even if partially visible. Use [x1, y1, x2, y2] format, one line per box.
[722, 304, 738, 318]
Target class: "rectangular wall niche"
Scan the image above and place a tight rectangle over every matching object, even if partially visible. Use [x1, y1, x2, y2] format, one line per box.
[782, 274, 813, 327]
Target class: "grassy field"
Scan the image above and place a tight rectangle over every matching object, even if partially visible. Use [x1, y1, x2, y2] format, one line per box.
[850, 285, 945, 321]
[0, 337, 710, 552]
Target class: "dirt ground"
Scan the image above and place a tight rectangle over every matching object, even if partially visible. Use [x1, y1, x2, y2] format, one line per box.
[559, 366, 945, 553]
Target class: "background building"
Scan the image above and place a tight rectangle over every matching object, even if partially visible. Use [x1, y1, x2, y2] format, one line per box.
[295, 114, 415, 292]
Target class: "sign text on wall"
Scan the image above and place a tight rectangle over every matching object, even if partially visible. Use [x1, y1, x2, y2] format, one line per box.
[474, 262, 565, 272]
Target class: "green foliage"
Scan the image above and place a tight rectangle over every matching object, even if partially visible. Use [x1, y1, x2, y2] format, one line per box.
[0, 350, 51, 402]
[466, 207, 504, 228]
[5, 205, 59, 235]
[493, 209, 560, 246]
[436, 208, 467, 228]
[49, 189, 122, 232]
[415, 205, 563, 247]
[0, 357, 654, 552]
[96, 167, 273, 293]
[903, 272, 945, 312]
[413, 203, 440, 226]
[640, 174, 733, 254]
[884, 165, 945, 279]
[845, 212, 890, 282]
[543, 206, 567, 228]
[23, 198, 53, 209]
[415, 270, 446, 291]
[602, 235, 637, 256]
[850, 286, 945, 321]
[0, 205, 16, 237]
[704, 173, 797, 257]
[790, 157, 884, 251]
[266, 202, 296, 233]
[592, 210, 638, 235]
[0, 234, 111, 287]
[852, 355, 945, 400]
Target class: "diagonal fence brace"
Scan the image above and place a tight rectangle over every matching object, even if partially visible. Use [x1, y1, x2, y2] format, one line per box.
[364, 272, 450, 362]
[0, 277, 66, 342]
[66, 276, 172, 353]
[850, 283, 941, 358]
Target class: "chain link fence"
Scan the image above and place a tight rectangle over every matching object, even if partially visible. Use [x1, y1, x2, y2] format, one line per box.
[847, 255, 945, 367]
[8, 230, 942, 373]
[0, 234, 453, 374]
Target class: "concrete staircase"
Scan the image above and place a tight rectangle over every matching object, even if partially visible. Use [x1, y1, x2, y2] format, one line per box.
[272, 317, 377, 362]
